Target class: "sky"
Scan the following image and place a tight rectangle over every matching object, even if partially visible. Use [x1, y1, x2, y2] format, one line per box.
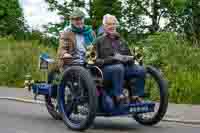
[19, 0, 62, 31]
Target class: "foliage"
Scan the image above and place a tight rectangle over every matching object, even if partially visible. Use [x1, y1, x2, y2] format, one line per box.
[0, 0, 25, 38]
[133, 32, 200, 104]
[92, 0, 122, 28]
[0, 37, 56, 87]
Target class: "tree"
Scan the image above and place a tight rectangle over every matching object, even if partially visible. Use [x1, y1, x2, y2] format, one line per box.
[192, 0, 200, 45]
[120, 0, 167, 42]
[44, 0, 198, 45]
[0, 0, 25, 37]
[161, 0, 191, 32]
[46, 0, 85, 20]
[45, 0, 123, 34]
[161, 0, 200, 45]
[122, 0, 163, 35]
[121, 0, 198, 44]
[92, 0, 122, 27]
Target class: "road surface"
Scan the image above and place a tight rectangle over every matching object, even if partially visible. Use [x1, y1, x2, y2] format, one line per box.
[0, 100, 200, 133]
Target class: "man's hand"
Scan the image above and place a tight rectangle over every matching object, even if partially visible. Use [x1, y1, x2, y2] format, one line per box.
[113, 53, 134, 63]
[112, 53, 124, 62]
[62, 53, 73, 65]
[62, 53, 72, 59]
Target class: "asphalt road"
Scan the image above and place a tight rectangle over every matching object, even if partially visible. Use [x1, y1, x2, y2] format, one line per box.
[0, 100, 200, 133]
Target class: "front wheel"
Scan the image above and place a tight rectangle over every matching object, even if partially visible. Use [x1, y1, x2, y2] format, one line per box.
[58, 66, 97, 131]
[133, 66, 168, 125]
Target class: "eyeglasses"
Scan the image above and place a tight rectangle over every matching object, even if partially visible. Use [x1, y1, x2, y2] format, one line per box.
[105, 22, 119, 28]
[105, 22, 117, 26]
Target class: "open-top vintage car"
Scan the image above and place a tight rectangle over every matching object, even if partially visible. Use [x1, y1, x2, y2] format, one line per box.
[24, 50, 168, 131]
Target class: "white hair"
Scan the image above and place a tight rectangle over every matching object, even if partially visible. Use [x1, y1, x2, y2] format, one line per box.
[102, 14, 119, 25]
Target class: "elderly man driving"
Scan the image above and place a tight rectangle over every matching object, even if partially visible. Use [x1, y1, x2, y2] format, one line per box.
[93, 14, 146, 105]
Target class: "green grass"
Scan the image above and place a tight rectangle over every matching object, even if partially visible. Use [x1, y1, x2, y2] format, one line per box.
[0, 37, 56, 87]
[132, 32, 200, 104]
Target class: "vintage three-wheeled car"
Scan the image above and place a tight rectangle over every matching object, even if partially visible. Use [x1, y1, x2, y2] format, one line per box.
[24, 50, 168, 131]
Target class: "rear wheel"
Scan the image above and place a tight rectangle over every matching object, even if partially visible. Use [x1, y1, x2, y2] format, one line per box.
[58, 66, 97, 131]
[133, 66, 168, 125]
[45, 95, 61, 120]
[44, 70, 61, 120]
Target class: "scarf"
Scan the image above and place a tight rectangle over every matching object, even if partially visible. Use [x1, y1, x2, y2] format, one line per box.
[105, 32, 121, 52]
[71, 25, 95, 46]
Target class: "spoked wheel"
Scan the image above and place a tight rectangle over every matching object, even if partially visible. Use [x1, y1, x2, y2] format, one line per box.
[44, 69, 62, 120]
[133, 66, 168, 125]
[58, 66, 97, 131]
[45, 95, 61, 120]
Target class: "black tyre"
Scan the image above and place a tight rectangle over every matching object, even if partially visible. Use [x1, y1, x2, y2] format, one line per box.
[44, 70, 62, 120]
[133, 66, 168, 125]
[58, 66, 97, 131]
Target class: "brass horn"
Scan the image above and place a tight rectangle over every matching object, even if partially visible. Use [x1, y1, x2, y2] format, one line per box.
[86, 45, 97, 64]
